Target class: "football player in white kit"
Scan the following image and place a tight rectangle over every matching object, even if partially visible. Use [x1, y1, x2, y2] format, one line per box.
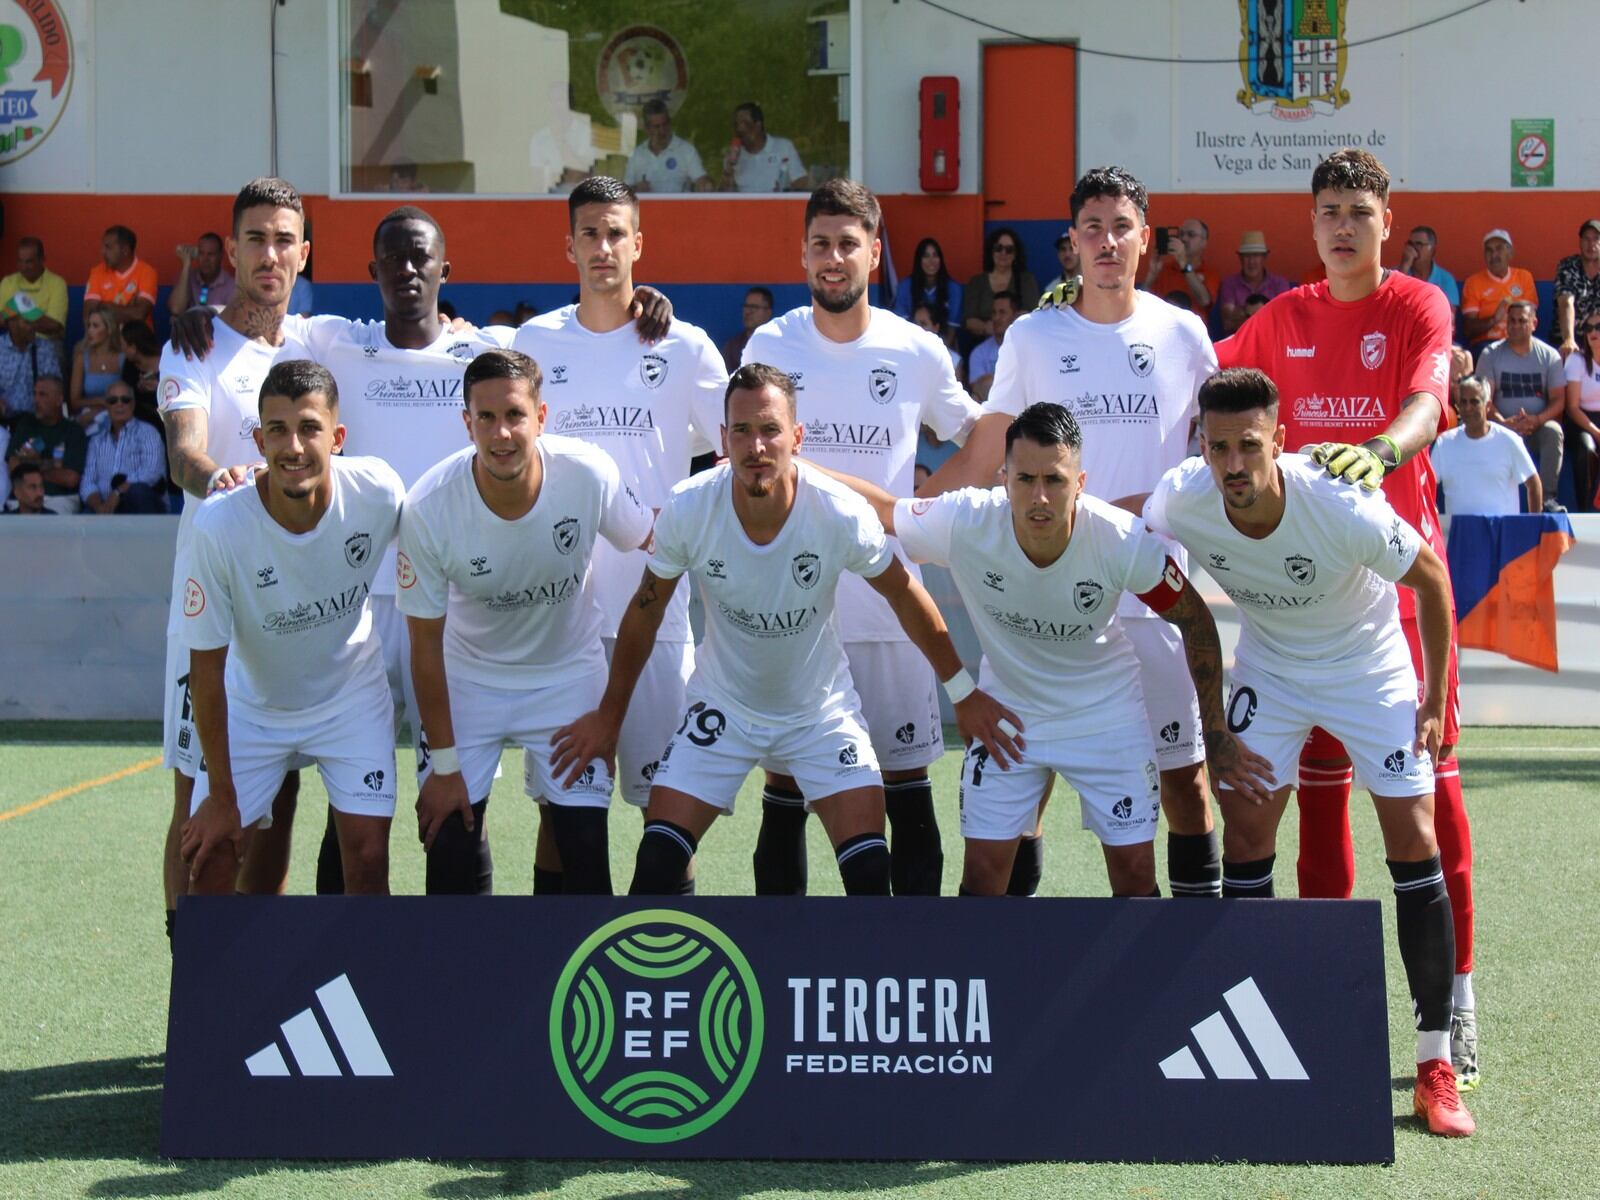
[814, 402, 1270, 895]
[551, 364, 1016, 895]
[1143, 368, 1474, 1138]
[180, 361, 404, 897]
[922, 167, 1222, 901]
[157, 177, 312, 940]
[510, 176, 728, 895]
[741, 179, 980, 896]
[398, 350, 653, 894]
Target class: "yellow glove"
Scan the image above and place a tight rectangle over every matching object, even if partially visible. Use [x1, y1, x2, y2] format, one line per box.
[1307, 441, 1387, 491]
[1037, 276, 1080, 310]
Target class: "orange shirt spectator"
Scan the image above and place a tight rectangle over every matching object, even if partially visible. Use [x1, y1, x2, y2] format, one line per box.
[84, 225, 158, 329]
[1461, 229, 1536, 346]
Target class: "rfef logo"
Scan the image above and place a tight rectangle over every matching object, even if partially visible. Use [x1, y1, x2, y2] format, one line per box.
[549, 910, 763, 1144]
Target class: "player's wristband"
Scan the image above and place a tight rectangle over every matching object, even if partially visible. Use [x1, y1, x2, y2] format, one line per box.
[1370, 434, 1402, 468]
[430, 746, 461, 775]
[942, 668, 977, 706]
[206, 467, 231, 493]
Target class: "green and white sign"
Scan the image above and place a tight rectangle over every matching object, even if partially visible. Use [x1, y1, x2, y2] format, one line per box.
[1510, 118, 1554, 188]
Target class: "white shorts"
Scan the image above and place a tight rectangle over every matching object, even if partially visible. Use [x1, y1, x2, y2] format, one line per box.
[653, 688, 883, 812]
[162, 634, 201, 776]
[429, 672, 613, 808]
[189, 677, 397, 828]
[1121, 616, 1205, 771]
[957, 708, 1161, 846]
[1224, 656, 1434, 799]
[369, 594, 421, 747]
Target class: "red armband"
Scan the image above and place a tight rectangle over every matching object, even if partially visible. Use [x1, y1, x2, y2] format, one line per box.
[1134, 557, 1186, 614]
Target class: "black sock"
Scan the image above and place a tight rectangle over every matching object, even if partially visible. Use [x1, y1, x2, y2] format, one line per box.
[1168, 830, 1222, 898]
[1007, 834, 1043, 896]
[752, 786, 808, 895]
[546, 804, 613, 895]
[835, 832, 891, 896]
[426, 799, 491, 895]
[631, 821, 698, 895]
[315, 805, 344, 895]
[475, 828, 494, 896]
[1389, 855, 1455, 1035]
[1222, 854, 1275, 898]
[677, 871, 696, 896]
[885, 778, 943, 896]
[533, 866, 563, 895]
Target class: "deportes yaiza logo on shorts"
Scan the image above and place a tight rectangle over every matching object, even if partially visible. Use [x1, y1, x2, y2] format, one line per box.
[791, 552, 820, 589]
[574, 765, 597, 788]
[256, 566, 278, 588]
[895, 722, 916, 745]
[639, 353, 668, 389]
[469, 555, 491, 576]
[1283, 555, 1315, 585]
[549, 911, 763, 1143]
[1128, 343, 1155, 378]
[1073, 579, 1104, 613]
[1360, 332, 1387, 370]
[838, 743, 859, 766]
[1159, 721, 1181, 745]
[640, 760, 659, 782]
[1383, 749, 1406, 774]
[344, 533, 372, 568]
[363, 770, 385, 791]
[868, 367, 898, 404]
[553, 517, 580, 555]
[1112, 796, 1134, 820]
[1059, 354, 1079, 374]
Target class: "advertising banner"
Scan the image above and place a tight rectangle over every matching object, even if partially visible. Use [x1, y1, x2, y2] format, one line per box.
[0, 0, 91, 191]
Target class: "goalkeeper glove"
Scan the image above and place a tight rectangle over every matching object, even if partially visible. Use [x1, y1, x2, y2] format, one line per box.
[1037, 277, 1080, 310]
[1307, 441, 1389, 491]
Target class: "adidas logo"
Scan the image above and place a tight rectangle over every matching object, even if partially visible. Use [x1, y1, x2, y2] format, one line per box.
[244, 973, 393, 1078]
[1157, 977, 1308, 1081]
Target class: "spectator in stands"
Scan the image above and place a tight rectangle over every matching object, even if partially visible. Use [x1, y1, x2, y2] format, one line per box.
[1432, 375, 1541, 516]
[911, 300, 964, 383]
[626, 98, 712, 193]
[966, 290, 1018, 401]
[0, 424, 7, 507]
[1163, 289, 1195, 313]
[68, 308, 124, 435]
[79, 382, 168, 514]
[1461, 230, 1537, 351]
[388, 161, 429, 193]
[1143, 217, 1216, 316]
[963, 227, 1038, 339]
[1, 312, 63, 420]
[513, 300, 538, 324]
[6, 375, 85, 513]
[1398, 225, 1460, 313]
[487, 309, 516, 327]
[1554, 218, 1600, 359]
[117, 321, 163, 417]
[84, 225, 158, 330]
[721, 286, 773, 372]
[0, 237, 68, 344]
[4, 462, 48, 514]
[168, 233, 235, 316]
[1477, 299, 1567, 511]
[1041, 227, 1081, 295]
[720, 102, 809, 193]
[1218, 231, 1292, 333]
[1242, 292, 1270, 322]
[894, 237, 964, 324]
[1563, 312, 1600, 512]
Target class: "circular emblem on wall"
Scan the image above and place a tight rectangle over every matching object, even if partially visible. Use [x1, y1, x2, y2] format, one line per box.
[0, 0, 75, 166]
[595, 25, 688, 119]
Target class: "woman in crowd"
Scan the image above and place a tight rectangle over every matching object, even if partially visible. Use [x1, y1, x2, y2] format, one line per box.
[1564, 316, 1600, 511]
[962, 226, 1038, 339]
[894, 237, 963, 327]
[68, 308, 124, 436]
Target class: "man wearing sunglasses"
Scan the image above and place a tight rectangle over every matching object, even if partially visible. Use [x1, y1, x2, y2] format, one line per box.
[80, 382, 168, 513]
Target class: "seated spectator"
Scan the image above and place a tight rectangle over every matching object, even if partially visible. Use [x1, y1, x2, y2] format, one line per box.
[6, 375, 85, 513]
[118, 321, 164, 415]
[1218, 231, 1292, 332]
[1, 312, 63, 420]
[68, 308, 124, 435]
[80, 382, 168, 514]
[894, 237, 963, 324]
[513, 300, 539, 324]
[0, 237, 68, 344]
[1477, 300, 1567, 511]
[1242, 292, 1270, 321]
[1563, 312, 1600, 512]
[0, 423, 8, 507]
[487, 309, 517, 327]
[963, 228, 1038, 339]
[911, 300, 963, 383]
[4, 462, 49, 514]
[1041, 226, 1081, 295]
[84, 225, 158, 330]
[626, 98, 712, 193]
[966, 290, 1018, 402]
[720, 102, 809, 193]
[1461, 230, 1537, 351]
[1432, 376, 1541, 516]
[168, 233, 236, 316]
[1142, 218, 1217, 316]
[1163, 289, 1194, 312]
[722, 286, 774, 372]
[1398, 225, 1460, 314]
[1554, 218, 1600, 359]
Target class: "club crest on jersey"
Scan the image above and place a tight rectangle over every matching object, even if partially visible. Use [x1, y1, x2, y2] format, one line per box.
[1073, 579, 1104, 613]
[868, 367, 898, 404]
[1128, 342, 1155, 378]
[553, 517, 580, 555]
[1283, 554, 1316, 585]
[1360, 332, 1387, 369]
[792, 551, 820, 589]
[344, 533, 372, 568]
[639, 353, 668, 389]
[447, 341, 477, 362]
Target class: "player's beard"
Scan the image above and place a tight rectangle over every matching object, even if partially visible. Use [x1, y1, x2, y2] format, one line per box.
[480, 450, 528, 483]
[737, 461, 778, 497]
[810, 277, 865, 315]
[1221, 474, 1258, 509]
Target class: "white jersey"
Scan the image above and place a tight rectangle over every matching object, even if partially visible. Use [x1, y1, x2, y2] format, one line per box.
[291, 316, 503, 595]
[623, 135, 707, 193]
[396, 437, 652, 690]
[510, 305, 727, 640]
[731, 134, 805, 192]
[649, 462, 892, 725]
[743, 305, 979, 642]
[1431, 424, 1536, 517]
[1144, 455, 1421, 679]
[177, 456, 404, 728]
[895, 488, 1170, 735]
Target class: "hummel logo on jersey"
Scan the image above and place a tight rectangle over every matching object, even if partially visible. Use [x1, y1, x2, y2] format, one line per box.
[1159, 721, 1181, 745]
[469, 556, 491, 576]
[868, 367, 898, 404]
[1283, 555, 1316, 586]
[553, 517, 579, 555]
[792, 552, 820, 589]
[243, 973, 394, 1078]
[707, 558, 727, 579]
[233, 374, 255, 392]
[640, 353, 668, 389]
[895, 722, 916, 745]
[1360, 331, 1388, 370]
[1128, 342, 1155, 378]
[550, 365, 569, 384]
[256, 567, 278, 588]
[344, 533, 372, 568]
[787, 371, 805, 391]
[1207, 552, 1229, 571]
[1157, 976, 1308, 1081]
[838, 743, 859, 766]
[1073, 579, 1104, 614]
[983, 571, 1005, 592]
[362, 343, 379, 358]
[1058, 354, 1080, 373]
[1112, 796, 1134, 820]
[363, 770, 385, 791]
[1286, 346, 1316, 358]
[1384, 749, 1406, 774]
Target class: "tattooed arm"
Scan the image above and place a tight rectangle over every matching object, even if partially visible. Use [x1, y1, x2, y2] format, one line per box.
[162, 406, 255, 499]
